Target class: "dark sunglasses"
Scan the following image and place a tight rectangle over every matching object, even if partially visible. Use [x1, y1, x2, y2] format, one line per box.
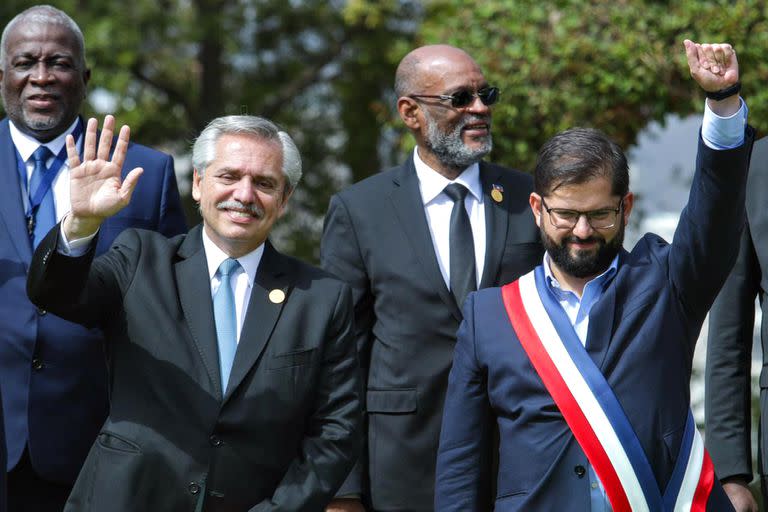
[408, 86, 500, 108]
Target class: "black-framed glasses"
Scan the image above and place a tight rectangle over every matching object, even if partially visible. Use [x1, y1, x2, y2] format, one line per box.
[541, 198, 624, 229]
[408, 86, 500, 108]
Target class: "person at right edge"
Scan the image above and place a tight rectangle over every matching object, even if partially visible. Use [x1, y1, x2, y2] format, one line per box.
[705, 63, 768, 512]
[435, 40, 751, 511]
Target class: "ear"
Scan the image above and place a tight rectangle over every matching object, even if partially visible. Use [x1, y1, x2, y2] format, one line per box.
[191, 169, 202, 202]
[397, 96, 421, 131]
[621, 191, 634, 225]
[529, 192, 543, 228]
[83, 67, 91, 88]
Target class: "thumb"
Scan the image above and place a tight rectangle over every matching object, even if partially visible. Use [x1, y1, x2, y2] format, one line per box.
[119, 167, 144, 204]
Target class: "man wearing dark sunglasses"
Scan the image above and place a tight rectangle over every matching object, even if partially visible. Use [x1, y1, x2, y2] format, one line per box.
[321, 45, 543, 511]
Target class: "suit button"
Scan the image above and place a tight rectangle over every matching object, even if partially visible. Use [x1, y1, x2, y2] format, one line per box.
[209, 435, 222, 447]
[31, 359, 43, 371]
[574, 465, 586, 478]
[37, 308, 47, 316]
[188, 482, 200, 495]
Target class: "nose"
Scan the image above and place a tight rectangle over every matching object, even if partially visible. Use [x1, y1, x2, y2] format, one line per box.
[232, 176, 257, 204]
[571, 214, 594, 238]
[466, 93, 491, 115]
[28, 63, 55, 84]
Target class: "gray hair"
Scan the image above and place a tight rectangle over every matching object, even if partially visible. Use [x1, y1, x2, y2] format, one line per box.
[192, 115, 302, 191]
[0, 5, 86, 70]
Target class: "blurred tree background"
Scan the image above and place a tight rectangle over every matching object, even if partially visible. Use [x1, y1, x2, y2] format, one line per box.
[1, 0, 766, 261]
[2, 0, 766, 504]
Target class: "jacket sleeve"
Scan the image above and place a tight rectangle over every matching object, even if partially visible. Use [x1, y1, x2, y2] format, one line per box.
[319, 194, 374, 497]
[27, 223, 137, 328]
[434, 294, 491, 510]
[667, 127, 755, 331]
[705, 193, 760, 482]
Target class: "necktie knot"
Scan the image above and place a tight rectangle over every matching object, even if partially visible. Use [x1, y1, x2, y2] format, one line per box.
[444, 183, 469, 203]
[218, 258, 240, 278]
[31, 146, 53, 167]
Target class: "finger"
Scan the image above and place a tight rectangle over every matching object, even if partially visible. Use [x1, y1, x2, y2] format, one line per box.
[701, 43, 722, 74]
[83, 117, 98, 162]
[97, 115, 115, 161]
[111, 125, 131, 172]
[683, 39, 700, 75]
[66, 134, 81, 169]
[119, 168, 144, 204]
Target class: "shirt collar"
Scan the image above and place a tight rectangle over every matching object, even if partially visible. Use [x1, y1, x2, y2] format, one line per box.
[9, 117, 81, 163]
[412, 147, 482, 205]
[202, 228, 263, 287]
[543, 251, 619, 297]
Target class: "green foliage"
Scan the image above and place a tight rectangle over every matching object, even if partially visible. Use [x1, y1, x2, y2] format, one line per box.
[418, 0, 768, 171]
[2, 0, 767, 261]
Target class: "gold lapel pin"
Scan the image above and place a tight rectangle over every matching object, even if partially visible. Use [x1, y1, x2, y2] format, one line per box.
[491, 188, 503, 203]
[269, 289, 286, 304]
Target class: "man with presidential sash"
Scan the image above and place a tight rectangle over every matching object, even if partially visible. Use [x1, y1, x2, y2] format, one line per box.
[434, 40, 752, 512]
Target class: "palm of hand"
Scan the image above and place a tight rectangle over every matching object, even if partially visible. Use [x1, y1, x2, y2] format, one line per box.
[70, 159, 127, 220]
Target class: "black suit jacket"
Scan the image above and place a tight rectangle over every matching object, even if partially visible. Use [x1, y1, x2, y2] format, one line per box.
[320, 157, 542, 510]
[706, 136, 767, 490]
[27, 224, 361, 512]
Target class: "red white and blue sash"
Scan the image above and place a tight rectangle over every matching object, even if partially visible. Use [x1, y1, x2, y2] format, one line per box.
[501, 268, 714, 512]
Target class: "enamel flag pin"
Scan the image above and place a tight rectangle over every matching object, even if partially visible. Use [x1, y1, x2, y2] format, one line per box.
[491, 183, 504, 203]
[269, 289, 286, 304]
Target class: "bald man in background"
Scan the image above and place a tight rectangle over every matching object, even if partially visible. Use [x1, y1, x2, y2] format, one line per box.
[321, 45, 542, 511]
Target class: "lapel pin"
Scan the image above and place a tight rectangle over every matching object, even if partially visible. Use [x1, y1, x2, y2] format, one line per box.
[491, 183, 504, 203]
[269, 289, 286, 304]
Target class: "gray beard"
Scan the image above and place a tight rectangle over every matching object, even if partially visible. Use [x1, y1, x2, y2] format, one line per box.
[423, 111, 492, 170]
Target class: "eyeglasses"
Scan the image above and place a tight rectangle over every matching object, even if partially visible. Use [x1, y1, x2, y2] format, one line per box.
[408, 86, 500, 108]
[541, 198, 624, 229]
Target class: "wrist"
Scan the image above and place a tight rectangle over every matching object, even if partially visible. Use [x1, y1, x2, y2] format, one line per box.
[63, 213, 102, 240]
[706, 94, 741, 117]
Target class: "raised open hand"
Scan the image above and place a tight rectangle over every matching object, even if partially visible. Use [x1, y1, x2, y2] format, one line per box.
[684, 39, 739, 93]
[64, 115, 143, 238]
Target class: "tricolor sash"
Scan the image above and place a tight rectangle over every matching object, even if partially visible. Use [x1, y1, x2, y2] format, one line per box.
[501, 268, 714, 512]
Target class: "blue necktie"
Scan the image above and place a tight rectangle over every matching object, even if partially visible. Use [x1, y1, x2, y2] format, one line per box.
[29, 146, 54, 248]
[214, 258, 240, 393]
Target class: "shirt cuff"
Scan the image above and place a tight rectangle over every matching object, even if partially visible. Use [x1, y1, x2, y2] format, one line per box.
[58, 223, 98, 257]
[701, 98, 748, 150]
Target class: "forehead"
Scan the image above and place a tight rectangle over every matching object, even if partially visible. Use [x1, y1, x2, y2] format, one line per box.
[546, 177, 618, 209]
[417, 53, 486, 93]
[3, 21, 80, 60]
[208, 133, 284, 174]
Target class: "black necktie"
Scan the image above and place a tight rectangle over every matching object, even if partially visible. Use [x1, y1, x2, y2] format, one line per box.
[444, 183, 476, 308]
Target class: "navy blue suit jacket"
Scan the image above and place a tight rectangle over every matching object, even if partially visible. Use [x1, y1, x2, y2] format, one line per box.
[0, 117, 187, 484]
[435, 132, 754, 511]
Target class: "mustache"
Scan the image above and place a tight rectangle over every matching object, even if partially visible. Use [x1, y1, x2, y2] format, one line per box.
[564, 236, 603, 245]
[216, 200, 263, 218]
[459, 114, 491, 128]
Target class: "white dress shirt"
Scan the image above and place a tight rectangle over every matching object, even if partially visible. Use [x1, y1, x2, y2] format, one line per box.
[10, 117, 82, 220]
[413, 147, 486, 288]
[201, 230, 263, 343]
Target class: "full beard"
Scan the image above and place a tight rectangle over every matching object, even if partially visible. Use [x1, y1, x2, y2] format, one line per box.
[542, 220, 624, 279]
[422, 111, 492, 169]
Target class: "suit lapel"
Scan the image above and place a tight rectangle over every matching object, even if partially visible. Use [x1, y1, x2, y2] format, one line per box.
[174, 225, 222, 396]
[0, 119, 33, 263]
[585, 251, 624, 368]
[224, 241, 289, 403]
[389, 159, 461, 321]
[479, 162, 509, 289]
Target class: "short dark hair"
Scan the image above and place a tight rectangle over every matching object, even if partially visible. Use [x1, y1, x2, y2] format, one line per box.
[534, 127, 629, 197]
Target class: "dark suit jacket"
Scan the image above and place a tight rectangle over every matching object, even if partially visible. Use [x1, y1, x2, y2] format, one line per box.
[320, 157, 542, 510]
[27, 224, 361, 511]
[706, 136, 768, 490]
[435, 134, 754, 511]
[0, 116, 187, 484]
